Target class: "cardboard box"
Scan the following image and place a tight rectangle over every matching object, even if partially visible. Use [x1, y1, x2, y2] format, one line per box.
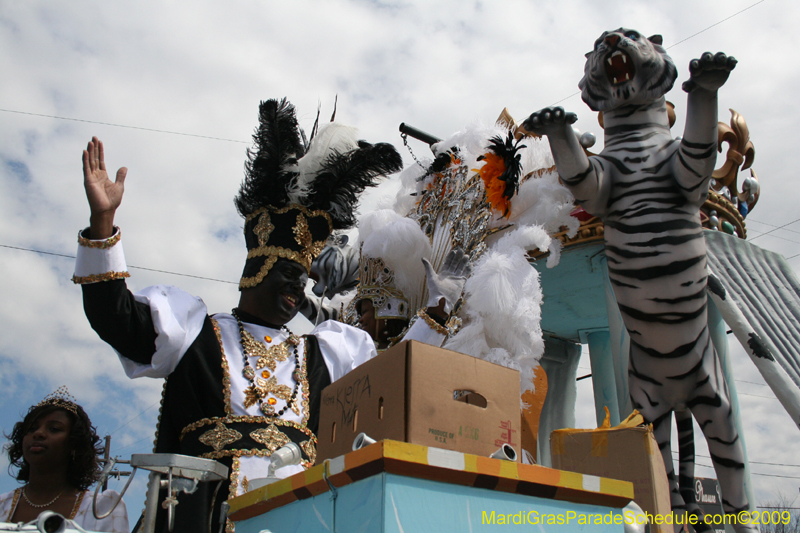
[550, 416, 672, 533]
[316, 340, 521, 462]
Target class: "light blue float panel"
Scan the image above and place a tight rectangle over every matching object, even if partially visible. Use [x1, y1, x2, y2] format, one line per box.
[229, 440, 633, 533]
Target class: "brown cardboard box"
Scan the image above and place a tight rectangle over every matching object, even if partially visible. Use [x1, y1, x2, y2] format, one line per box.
[316, 340, 521, 462]
[550, 416, 672, 533]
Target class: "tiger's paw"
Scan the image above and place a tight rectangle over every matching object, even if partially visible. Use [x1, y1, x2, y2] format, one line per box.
[682, 52, 737, 93]
[522, 107, 578, 138]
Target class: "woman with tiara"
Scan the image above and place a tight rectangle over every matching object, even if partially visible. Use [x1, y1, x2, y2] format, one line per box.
[1, 386, 129, 532]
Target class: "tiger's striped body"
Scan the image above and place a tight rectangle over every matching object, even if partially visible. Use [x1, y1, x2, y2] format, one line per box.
[524, 29, 753, 531]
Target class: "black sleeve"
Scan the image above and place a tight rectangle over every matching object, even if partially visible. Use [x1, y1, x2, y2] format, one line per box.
[81, 279, 158, 365]
[304, 335, 332, 436]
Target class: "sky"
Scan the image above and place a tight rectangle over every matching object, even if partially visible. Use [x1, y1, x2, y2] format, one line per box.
[1, 0, 799, 526]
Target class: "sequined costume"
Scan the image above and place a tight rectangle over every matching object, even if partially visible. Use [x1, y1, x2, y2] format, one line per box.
[74, 228, 376, 532]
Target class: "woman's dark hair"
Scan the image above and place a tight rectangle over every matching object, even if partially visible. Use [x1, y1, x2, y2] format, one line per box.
[4, 403, 103, 491]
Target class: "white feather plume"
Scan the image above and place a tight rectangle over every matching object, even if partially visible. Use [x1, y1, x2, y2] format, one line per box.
[444, 226, 548, 392]
[358, 210, 431, 312]
[285, 123, 360, 204]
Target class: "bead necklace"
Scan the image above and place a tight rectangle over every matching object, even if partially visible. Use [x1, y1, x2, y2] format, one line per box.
[22, 486, 63, 508]
[232, 309, 301, 417]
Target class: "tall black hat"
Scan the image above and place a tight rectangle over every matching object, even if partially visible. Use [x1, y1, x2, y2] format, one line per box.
[235, 98, 402, 289]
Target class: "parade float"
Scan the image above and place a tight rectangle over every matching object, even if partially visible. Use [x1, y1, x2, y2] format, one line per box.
[190, 30, 800, 533]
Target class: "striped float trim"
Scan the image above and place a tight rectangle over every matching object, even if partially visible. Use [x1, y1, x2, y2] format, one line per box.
[227, 439, 633, 521]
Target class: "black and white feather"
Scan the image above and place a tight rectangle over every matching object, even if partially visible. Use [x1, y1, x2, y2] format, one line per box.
[235, 99, 402, 230]
[236, 98, 304, 216]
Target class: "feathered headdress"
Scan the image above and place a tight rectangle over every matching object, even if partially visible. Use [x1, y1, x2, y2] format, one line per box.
[235, 98, 403, 289]
[351, 210, 432, 321]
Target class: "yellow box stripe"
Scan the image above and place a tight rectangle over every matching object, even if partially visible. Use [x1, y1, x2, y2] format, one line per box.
[557, 470, 584, 491]
[600, 477, 635, 499]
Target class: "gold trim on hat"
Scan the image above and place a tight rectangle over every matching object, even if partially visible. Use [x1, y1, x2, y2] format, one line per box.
[239, 205, 332, 289]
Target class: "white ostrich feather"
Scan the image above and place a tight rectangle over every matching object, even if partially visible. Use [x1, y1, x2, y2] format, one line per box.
[359, 210, 431, 312]
[286, 123, 359, 204]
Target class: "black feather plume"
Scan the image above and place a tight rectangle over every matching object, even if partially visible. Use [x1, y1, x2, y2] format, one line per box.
[235, 98, 304, 216]
[305, 141, 403, 230]
[483, 132, 525, 200]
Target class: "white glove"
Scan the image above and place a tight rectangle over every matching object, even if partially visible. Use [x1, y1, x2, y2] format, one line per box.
[422, 248, 472, 314]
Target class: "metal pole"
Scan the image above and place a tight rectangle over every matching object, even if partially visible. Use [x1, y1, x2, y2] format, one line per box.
[142, 471, 161, 533]
[398, 123, 441, 146]
[102, 435, 111, 491]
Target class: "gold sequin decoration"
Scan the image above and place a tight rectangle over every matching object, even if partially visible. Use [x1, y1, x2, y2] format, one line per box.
[198, 421, 243, 452]
[292, 212, 315, 268]
[181, 416, 313, 441]
[238, 329, 290, 371]
[241, 476, 249, 494]
[299, 340, 311, 424]
[77, 227, 121, 249]
[353, 255, 408, 312]
[229, 456, 241, 508]
[8, 488, 21, 521]
[71, 271, 130, 285]
[242, 385, 263, 410]
[253, 210, 275, 247]
[243, 374, 292, 412]
[300, 440, 317, 466]
[250, 424, 290, 453]
[69, 491, 85, 520]
[239, 251, 284, 289]
[416, 308, 449, 336]
[212, 319, 234, 416]
[259, 376, 292, 400]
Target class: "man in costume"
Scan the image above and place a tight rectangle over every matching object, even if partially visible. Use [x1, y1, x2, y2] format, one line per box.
[72, 98, 403, 531]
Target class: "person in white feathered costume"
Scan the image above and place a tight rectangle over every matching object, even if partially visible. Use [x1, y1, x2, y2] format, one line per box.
[349, 121, 580, 396]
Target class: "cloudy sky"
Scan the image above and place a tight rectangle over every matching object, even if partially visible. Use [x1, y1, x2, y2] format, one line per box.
[1, 0, 798, 525]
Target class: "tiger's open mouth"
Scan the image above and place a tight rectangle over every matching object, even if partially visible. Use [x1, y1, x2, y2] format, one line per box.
[605, 50, 635, 85]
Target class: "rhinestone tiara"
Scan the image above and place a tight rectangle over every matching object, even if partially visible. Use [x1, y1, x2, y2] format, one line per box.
[31, 385, 78, 415]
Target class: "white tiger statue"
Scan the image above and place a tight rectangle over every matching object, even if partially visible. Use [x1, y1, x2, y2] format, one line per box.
[523, 29, 754, 531]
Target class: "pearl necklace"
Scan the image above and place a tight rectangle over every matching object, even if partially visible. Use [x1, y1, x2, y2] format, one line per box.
[22, 487, 63, 508]
[232, 309, 301, 417]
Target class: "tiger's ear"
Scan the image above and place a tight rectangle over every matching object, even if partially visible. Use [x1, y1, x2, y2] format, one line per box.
[648, 34, 663, 46]
[585, 51, 592, 58]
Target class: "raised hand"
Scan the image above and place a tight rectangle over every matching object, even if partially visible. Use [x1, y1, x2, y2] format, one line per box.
[682, 52, 737, 93]
[423, 248, 472, 314]
[522, 107, 578, 139]
[82, 137, 127, 239]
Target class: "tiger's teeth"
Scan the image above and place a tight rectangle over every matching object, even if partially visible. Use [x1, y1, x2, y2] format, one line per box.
[622, 55, 627, 64]
[624, 73, 630, 81]
[613, 77, 618, 84]
[608, 58, 613, 66]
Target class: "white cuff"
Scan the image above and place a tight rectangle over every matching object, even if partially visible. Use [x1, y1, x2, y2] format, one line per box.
[403, 314, 447, 347]
[313, 321, 377, 383]
[72, 227, 129, 284]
